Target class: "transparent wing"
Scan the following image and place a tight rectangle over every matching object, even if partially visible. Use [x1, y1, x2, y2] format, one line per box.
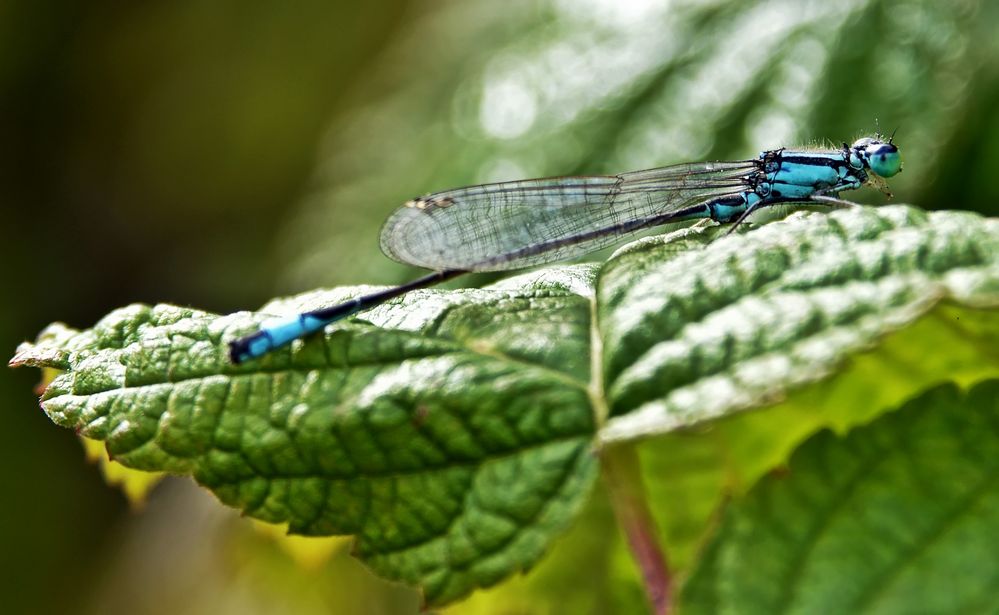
[379, 160, 756, 272]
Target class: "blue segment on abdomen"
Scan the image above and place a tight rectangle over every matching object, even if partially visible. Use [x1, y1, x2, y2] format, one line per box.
[706, 193, 752, 222]
[234, 313, 335, 362]
[262, 314, 328, 347]
[244, 334, 272, 360]
[711, 201, 747, 221]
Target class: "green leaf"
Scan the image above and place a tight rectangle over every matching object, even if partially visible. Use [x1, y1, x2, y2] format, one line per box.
[601, 205, 999, 577]
[442, 483, 649, 615]
[10, 204, 999, 607]
[600, 205, 999, 439]
[637, 301, 999, 575]
[679, 379, 999, 614]
[12, 268, 600, 608]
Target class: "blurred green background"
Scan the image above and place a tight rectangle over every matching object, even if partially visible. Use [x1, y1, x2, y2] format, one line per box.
[3, 0, 998, 613]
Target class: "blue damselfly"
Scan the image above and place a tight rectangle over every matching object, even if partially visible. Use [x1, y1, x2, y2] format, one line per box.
[230, 135, 901, 363]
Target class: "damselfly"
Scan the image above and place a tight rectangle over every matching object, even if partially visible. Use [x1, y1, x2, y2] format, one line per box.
[230, 135, 901, 363]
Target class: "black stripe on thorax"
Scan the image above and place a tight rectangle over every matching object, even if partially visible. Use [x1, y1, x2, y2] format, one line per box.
[779, 154, 850, 169]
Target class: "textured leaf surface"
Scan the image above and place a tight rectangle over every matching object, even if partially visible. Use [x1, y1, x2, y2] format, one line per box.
[679, 380, 999, 614]
[12, 269, 600, 607]
[11, 205, 999, 607]
[600, 205, 999, 441]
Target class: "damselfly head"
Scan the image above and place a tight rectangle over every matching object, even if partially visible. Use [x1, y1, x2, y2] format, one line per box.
[851, 136, 902, 178]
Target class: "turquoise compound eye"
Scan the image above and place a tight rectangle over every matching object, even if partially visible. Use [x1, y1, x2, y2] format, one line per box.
[866, 143, 902, 177]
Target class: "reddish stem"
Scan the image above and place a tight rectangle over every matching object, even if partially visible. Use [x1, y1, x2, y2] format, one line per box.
[602, 445, 672, 615]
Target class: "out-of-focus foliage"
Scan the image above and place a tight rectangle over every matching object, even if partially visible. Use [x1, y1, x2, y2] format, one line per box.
[80, 437, 165, 505]
[281, 0, 999, 292]
[5, 0, 999, 614]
